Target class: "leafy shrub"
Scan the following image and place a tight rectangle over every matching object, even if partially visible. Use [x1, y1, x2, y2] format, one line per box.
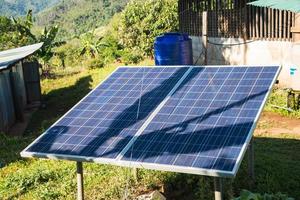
[120, 49, 143, 65]
[233, 190, 294, 200]
[117, 0, 178, 56]
[0, 15, 34, 51]
[86, 57, 105, 69]
[51, 38, 82, 68]
[98, 34, 123, 64]
[60, 0, 178, 68]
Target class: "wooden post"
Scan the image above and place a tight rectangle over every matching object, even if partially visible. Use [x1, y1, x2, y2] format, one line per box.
[202, 11, 208, 65]
[291, 13, 300, 42]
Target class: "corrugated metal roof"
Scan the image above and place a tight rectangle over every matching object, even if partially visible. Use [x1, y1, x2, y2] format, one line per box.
[248, 0, 300, 13]
[0, 43, 43, 71]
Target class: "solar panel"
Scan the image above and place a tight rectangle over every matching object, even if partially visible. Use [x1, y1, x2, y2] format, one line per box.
[22, 67, 190, 160]
[119, 66, 279, 176]
[21, 65, 280, 177]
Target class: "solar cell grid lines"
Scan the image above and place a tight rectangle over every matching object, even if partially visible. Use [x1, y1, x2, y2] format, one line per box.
[121, 66, 279, 176]
[21, 65, 280, 177]
[24, 67, 190, 159]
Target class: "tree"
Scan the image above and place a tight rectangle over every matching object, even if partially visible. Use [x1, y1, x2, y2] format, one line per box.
[36, 25, 62, 74]
[10, 10, 62, 75]
[12, 10, 36, 42]
[117, 0, 178, 56]
[79, 32, 100, 58]
[0, 13, 36, 51]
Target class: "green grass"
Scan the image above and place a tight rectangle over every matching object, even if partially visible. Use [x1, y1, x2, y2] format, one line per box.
[0, 62, 299, 199]
[265, 87, 300, 118]
[0, 134, 32, 167]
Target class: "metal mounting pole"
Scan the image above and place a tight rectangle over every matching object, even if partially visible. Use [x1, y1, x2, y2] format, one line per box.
[132, 167, 139, 183]
[248, 139, 255, 181]
[76, 162, 84, 200]
[214, 177, 223, 200]
[202, 11, 208, 65]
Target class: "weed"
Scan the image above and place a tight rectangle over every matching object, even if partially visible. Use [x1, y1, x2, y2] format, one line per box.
[1, 63, 299, 199]
[265, 88, 300, 118]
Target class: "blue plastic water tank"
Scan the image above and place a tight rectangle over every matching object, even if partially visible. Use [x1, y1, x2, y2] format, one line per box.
[154, 33, 193, 65]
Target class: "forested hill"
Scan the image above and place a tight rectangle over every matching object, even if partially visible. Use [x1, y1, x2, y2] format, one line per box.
[0, 0, 60, 16]
[36, 0, 129, 40]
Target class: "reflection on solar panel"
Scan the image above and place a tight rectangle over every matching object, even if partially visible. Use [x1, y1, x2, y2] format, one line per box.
[121, 66, 279, 176]
[21, 66, 280, 177]
[24, 67, 189, 159]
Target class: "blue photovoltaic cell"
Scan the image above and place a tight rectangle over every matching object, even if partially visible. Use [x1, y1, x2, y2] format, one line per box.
[122, 66, 279, 173]
[23, 65, 279, 176]
[25, 67, 189, 159]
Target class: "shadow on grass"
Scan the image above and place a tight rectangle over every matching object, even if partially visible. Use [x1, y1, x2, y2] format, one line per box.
[2, 134, 299, 200]
[40, 70, 81, 80]
[1, 75, 92, 166]
[233, 137, 300, 199]
[25, 75, 93, 136]
[160, 136, 300, 200]
[0, 133, 32, 167]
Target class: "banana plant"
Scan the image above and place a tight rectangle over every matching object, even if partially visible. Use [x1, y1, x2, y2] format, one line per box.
[79, 32, 100, 58]
[11, 10, 64, 75]
[12, 10, 36, 42]
[37, 25, 66, 75]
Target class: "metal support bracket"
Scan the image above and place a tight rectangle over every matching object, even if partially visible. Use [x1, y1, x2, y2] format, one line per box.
[248, 139, 255, 182]
[132, 167, 139, 183]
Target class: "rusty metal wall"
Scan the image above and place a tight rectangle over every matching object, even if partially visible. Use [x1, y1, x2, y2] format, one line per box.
[0, 70, 16, 132]
[23, 61, 41, 103]
[10, 62, 27, 121]
[0, 43, 43, 133]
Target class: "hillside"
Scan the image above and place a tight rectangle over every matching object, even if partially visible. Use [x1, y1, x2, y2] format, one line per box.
[0, 0, 60, 16]
[36, 0, 129, 40]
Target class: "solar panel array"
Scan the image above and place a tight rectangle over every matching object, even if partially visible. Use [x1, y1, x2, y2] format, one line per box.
[25, 67, 189, 159]
[121, 67, 277, 173]
[22, 66, 280, 177]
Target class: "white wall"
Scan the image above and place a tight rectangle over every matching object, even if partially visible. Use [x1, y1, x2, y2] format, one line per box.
[191, 36, 300, 89]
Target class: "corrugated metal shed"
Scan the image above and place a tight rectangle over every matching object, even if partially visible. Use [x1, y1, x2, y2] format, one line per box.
[10, 62, 27, 121]
[0, 71, 16, 132]
[23, 61, 42, 103]
[0, 43, 43, 71]
[0, 43, 43, 133]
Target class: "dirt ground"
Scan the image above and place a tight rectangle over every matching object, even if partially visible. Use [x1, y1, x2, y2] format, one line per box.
[255, 111, 300, 138]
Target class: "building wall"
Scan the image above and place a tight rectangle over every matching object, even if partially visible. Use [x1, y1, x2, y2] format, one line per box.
[0, 71, 16, 132]
[191, 36, 300, 90]
[11, 62, 27, 108]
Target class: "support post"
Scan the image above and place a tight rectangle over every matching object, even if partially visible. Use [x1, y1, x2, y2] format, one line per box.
[214, 177, 223, 200]
[248, 139, 255, 181]
[132, 167, 139, 183]
[202, 11, 208, 65]
[76, 162, 84, 200]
